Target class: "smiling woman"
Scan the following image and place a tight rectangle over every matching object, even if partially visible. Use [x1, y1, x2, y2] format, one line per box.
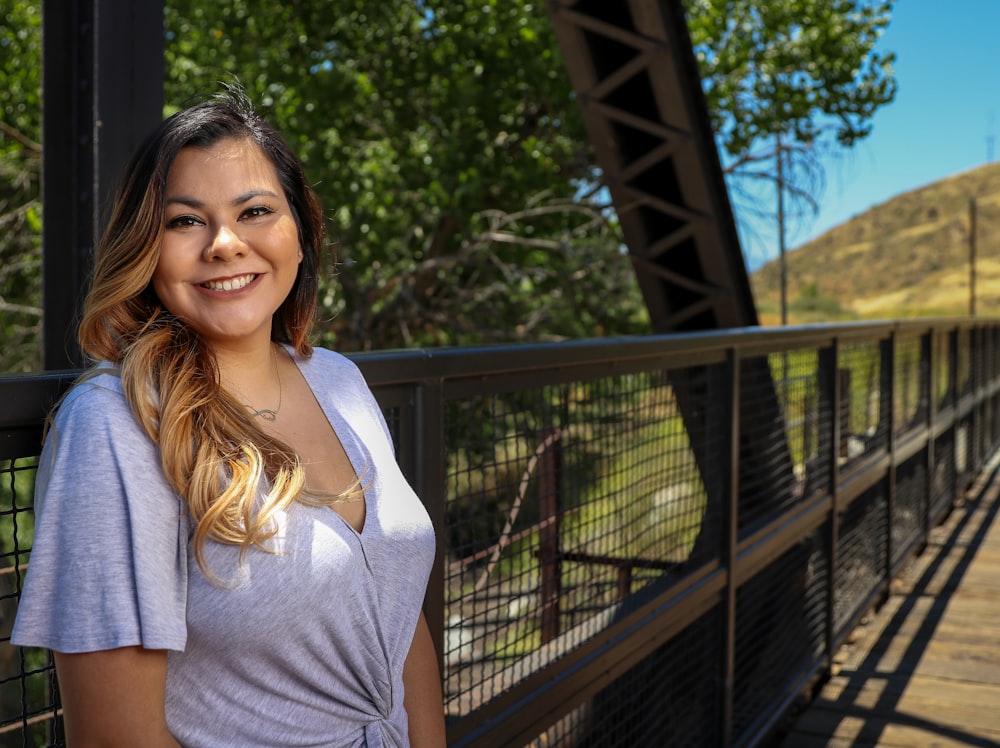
[10, 87, 446, 748]
[154, 139, 303, 351]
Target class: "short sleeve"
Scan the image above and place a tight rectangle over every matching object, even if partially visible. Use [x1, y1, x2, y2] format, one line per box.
[12, 373, 189, 653]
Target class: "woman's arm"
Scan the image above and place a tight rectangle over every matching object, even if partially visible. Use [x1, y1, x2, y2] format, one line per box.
[55, 646, 181, 747]
[403, 612, 447, 748]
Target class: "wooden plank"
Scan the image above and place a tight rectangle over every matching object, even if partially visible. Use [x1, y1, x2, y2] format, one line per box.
[782, 716, 1000, 748]
[791, 673, 1000, 745]
[778, 464, 1000, 747]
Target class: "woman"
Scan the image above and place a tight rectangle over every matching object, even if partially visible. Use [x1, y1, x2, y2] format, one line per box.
[13, 88, 446, 747]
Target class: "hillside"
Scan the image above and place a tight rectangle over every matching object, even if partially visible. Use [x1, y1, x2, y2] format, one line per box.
[750, 161, 1000, 324]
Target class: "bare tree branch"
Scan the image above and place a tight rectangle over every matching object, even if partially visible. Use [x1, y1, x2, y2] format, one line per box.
[0, 297, 42, 317]
[0, 121, 41, 153]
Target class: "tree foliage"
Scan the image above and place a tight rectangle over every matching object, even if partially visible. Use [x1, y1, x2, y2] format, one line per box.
[165, 0, 648, 351]
[0, 0, 897, 368]
[688, 0, 895, 161]
[687, 0, 896, 244]
[0, 0, 42, 371]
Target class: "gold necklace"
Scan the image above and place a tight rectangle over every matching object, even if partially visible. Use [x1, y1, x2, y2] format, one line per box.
[246, 347, 282, 422]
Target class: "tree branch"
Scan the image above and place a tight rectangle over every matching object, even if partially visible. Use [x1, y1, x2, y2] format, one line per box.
[0, 297, 42, 317]
[0, 122, 41, 153]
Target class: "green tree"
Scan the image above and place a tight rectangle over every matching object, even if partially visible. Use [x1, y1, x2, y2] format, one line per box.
[0, 0, 42, 372]
[686, 0, 896, 244]
[689, 0, 895, 159]
[0, 0, 897, 365]
[165, 0, 649, 351]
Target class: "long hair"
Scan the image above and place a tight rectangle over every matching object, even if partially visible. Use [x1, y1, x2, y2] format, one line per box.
[77, 87, 339, 576]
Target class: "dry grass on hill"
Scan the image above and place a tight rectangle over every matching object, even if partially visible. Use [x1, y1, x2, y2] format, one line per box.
[751, 161, 1000, 324]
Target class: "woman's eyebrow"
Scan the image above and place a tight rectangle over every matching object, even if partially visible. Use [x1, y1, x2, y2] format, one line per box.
[165, 195, 203, 208]
[232, 189, 281, 205]
[165, 190, 281, 208]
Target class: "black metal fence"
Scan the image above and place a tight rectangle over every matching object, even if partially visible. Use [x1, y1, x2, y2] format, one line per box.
[1, 319, 997, 747]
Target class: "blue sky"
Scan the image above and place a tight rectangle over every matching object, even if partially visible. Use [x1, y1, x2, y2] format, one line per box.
[740, 0, 1000, 268]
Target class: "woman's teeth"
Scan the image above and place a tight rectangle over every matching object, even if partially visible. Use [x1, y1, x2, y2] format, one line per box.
[202, 274, 256, 291]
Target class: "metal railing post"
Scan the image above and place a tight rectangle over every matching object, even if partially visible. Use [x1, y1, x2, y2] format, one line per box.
[538, 428, 563, 644]
[923, 331, 934, 538]
[949, 328, 960, 506]
[720, 348, 739, 748]
[41, 0, 163, 369]
[883, 333, 896, 577]
[819, 341, 839, 667]
[414, 378, 447, 677]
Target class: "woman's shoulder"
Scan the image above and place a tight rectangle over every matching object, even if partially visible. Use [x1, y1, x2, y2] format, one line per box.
[303, 345, 359, 368]
[56, 366, 130, 419]
[49, 365, 150, 449]
[295, 346, 366, 386]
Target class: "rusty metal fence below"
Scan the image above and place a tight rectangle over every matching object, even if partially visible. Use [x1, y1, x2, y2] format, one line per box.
[1, 319, 998, 747]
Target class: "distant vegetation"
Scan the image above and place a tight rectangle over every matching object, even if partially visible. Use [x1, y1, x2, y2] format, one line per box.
[752, 161, 1000, 324]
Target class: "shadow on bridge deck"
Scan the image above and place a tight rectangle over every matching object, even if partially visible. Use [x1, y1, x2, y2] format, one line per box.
[777, 454, 1000, 747]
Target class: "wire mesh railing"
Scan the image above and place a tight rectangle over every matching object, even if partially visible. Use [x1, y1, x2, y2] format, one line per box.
[0, 457, 61, 748]
[1, 319, 999, 747]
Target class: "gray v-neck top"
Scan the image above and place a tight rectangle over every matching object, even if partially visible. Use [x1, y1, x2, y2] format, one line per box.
[13, 347, 435, 747]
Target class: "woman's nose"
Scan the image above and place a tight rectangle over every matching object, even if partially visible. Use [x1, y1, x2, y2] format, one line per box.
[203, 225, 248, 260]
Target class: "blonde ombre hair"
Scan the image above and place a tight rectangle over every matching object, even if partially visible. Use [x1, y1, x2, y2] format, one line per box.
[77, 88, 338, 575]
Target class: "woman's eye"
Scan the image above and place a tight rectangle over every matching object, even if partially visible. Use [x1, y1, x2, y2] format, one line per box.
[243, 206, 274, 219]
[166, 215, 201, 229]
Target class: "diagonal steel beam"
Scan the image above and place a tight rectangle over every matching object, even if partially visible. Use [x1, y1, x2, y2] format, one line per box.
[548, 0, 758, 332]
[548, 6, 798, 739]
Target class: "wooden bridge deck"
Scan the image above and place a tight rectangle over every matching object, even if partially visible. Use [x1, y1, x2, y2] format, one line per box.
[778, 462, 1000, 748]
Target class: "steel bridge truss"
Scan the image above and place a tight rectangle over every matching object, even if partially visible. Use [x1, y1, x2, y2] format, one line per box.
[547, 0, 758, 332]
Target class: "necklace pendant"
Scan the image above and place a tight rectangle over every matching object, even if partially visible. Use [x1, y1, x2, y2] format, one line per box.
[242, 347, 283, 422]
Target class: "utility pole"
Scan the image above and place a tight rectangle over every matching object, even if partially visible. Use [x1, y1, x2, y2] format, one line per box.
[970, 197, 977, 317]
[777, 134, 787, 326]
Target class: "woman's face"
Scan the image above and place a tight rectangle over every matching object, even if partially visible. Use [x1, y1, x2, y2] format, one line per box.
[152, 137, 302, 352]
